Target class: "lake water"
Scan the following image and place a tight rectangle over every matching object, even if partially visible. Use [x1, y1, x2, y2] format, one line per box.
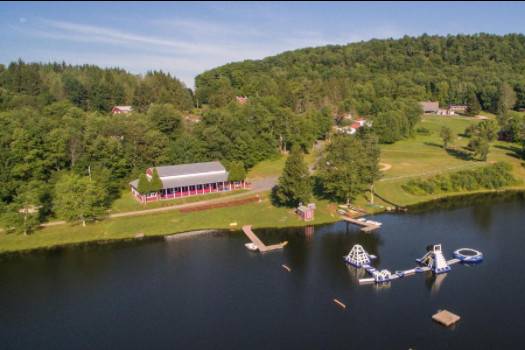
[1, 194, 525, 349]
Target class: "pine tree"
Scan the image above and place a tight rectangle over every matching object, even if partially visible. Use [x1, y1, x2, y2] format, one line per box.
[137, 173, 151, 194]
[274, 145, 311, 207]
[149, 168, 163, 193]
[497, 83, 517, 124]
[466, 92, 481, 116]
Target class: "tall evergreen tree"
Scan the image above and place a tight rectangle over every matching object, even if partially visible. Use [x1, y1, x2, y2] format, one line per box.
[149, 168, 163, 192]
[274, 145, 311, 207]
[466, 92, 481, 116]
[137, 173, 151, 194]
[497, 83, 517, 124]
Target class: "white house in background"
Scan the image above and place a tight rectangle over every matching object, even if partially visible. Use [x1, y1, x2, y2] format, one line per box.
[334, 117, 371, 135]
[112, 106, 133, 114]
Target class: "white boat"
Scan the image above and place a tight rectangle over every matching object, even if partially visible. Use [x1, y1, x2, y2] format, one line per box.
[245, 243, 258, 251]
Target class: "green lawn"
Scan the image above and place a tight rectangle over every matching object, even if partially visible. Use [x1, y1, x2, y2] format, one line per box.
[247, 143, 323, 180]
[0, 195, 339, 254]
[373, 115, 525, 206]
[247, 156, 286, 179]
[110, 189, 248, 213]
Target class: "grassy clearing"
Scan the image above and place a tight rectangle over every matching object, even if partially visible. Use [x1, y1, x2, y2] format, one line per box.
[247, 156, 286, 179]
[0, 194, 339, 254]
[246, 143, 323, 180]
[374, 116, 525, 206]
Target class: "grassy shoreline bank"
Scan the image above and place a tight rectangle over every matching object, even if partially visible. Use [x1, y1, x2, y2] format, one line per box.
[2, 187, 524, 256]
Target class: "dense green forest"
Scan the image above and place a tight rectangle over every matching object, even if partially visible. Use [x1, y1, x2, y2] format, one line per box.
[196, 33, 525, 142]
[0, 60, 194, 112]
[196, 33, 525, 112]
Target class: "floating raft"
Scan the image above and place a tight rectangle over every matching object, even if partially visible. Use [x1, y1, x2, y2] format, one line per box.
[432, 310, 461, 327]
[242, 225, 287, 253]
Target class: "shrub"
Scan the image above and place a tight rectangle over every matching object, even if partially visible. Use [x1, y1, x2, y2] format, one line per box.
[402, 162, 517, 195]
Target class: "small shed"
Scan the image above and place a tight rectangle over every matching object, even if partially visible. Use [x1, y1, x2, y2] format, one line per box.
[297, 203, 315, 221]
[112, 106, 133, 114]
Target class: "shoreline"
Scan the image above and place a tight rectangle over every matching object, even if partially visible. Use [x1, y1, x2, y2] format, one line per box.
[1, 188, 524, 257]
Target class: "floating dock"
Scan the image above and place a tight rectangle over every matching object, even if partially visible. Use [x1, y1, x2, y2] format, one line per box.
[242, 225, 288, 253]
[341, 216, 381, 232]
[432, 310, 460, 327]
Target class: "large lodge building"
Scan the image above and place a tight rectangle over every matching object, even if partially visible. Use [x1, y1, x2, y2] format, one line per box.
[130, 161, 247, 203]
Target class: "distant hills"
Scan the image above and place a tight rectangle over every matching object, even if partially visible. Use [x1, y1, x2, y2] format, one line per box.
[195, 33, 525, 114]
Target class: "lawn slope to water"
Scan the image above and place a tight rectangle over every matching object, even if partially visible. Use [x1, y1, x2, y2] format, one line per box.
[373, 116, 525, 206]
[0, 195, 338, 254]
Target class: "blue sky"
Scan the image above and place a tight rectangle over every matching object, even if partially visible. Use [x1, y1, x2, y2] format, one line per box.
[1, 1, 524, 87]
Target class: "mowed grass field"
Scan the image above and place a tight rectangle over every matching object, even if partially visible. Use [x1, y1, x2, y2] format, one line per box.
[374, 115, 525, 206]
[0, 194, 338, 254]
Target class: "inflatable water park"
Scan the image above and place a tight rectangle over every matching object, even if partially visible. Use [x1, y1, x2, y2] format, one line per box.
[343, 244, 483, 284]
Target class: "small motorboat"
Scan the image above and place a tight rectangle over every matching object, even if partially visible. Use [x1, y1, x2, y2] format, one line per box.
[245, 243, 258, 251]
[453, 248, 483, 263]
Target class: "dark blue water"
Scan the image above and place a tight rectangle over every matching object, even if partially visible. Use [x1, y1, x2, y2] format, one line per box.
[1, 195, 525, 349]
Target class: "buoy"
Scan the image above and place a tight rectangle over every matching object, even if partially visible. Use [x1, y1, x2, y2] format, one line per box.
[282, 264, 292, 272]
[333, 298, 346, 309]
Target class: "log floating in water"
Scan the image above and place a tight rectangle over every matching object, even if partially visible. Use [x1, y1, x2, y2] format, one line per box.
[333, 298, 346, 309]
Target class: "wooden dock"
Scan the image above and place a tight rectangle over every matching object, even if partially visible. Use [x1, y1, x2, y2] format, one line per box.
[242, 225, 288, 252]
[341, 216, 381, 232]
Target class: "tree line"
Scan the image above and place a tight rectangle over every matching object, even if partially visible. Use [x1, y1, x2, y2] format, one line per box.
[0, 60, 194, 112]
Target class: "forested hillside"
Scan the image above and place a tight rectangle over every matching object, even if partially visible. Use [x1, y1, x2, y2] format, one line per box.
[196, 33, 525, 114]
[0, 60, 194, 112]
[2, 33, 525, 232]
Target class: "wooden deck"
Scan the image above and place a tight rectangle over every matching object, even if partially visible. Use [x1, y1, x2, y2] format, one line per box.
[242, 225, 288, 252]
[341, 216, 381, 232]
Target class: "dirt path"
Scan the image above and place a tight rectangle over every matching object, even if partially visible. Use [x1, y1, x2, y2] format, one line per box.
[379, 162, 392, 172]
[40, 177, 278, 228]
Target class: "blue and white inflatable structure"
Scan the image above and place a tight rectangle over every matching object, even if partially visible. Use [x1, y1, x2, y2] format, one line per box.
[343, 244, 377, 268]
[416, 244, 451, 274]
[453, 248, 483, 263]
[343, 243, 483, 285]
